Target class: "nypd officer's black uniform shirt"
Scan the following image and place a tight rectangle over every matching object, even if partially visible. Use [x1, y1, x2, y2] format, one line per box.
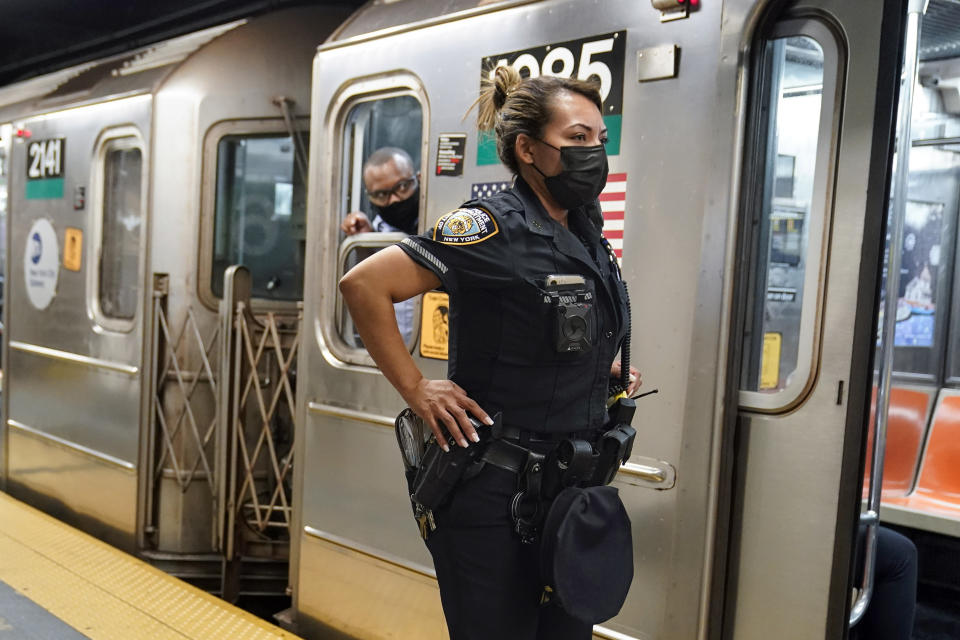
[398, 177, 628, 434]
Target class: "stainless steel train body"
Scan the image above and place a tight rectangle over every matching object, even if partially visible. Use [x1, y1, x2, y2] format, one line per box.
[2, 0, 951, 639]
[294, 1, 903, 638]
[0, 5, 352, 592]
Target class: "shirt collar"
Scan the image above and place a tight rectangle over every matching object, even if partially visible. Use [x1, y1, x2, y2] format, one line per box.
[512, 176, 554, 237]
[513, 175, 604, 282]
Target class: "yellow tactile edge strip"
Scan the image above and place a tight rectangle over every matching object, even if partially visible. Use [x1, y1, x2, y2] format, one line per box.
[0, 492, 303, 640]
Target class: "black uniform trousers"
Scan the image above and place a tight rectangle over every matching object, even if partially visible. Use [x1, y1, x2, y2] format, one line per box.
[424, 443, 592, 640]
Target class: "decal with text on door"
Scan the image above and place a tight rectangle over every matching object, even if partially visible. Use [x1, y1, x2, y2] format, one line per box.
[478, 31, 626, 164]
[26, 138, 66, 199]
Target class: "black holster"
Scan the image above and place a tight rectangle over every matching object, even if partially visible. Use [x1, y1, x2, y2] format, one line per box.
[513, 397, 637, 543]
[412, 431, 489, 510]
[406, 414, 499, 539]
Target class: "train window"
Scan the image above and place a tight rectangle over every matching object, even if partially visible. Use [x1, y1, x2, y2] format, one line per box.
[98, 137, 143, 323]
[0, 124, 8, 279]
[329, 90, 425, 363]
[739, 21, 841, 409]
[882, 194, 955, 379]
[211, 132, 308, 302]
[335, 233, 410, 351]
[891, 79, 960, 383]
[0, 124, 8, 336]
[340, 95, 423, 216]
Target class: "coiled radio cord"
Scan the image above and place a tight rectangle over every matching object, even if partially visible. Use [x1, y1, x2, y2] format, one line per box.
[599, 236, 631, 393]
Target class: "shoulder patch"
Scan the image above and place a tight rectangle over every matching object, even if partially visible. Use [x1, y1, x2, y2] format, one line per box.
[433, 207, 499, 245]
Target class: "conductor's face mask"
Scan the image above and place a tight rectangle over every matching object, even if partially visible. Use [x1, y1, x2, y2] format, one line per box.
[371, 184, 420, 235]
[532, 141, 609, 210]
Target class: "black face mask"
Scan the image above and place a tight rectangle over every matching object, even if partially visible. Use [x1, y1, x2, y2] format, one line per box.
[372, 186, 420, 235]
[533, 142, 609, 210]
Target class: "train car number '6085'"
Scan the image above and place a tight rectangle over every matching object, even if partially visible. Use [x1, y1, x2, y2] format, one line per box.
[482, 32, 626, 110]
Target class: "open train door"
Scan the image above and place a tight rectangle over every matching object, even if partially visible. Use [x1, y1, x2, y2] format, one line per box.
[723, 0, 908, 638]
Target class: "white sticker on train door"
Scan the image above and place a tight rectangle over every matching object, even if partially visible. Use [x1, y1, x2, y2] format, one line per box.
[24, 218, 59, 310]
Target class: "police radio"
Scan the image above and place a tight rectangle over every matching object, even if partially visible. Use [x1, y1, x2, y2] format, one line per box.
[542, 274, 595, 353]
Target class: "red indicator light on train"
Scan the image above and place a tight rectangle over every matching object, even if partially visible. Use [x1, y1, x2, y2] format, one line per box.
[15, 128, 31, 138]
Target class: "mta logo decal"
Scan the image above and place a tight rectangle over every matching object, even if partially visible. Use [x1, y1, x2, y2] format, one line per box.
[30, 232, 42, 265]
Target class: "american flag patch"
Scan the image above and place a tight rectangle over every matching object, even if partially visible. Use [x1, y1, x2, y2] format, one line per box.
[600, 173, 627, 260]
[471, 181, 511, 200]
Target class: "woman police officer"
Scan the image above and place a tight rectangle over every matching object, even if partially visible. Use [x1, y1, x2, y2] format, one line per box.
[339, 66, 639, 639]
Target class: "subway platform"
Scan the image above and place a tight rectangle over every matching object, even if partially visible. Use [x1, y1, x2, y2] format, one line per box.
[0, 491, 300, 640]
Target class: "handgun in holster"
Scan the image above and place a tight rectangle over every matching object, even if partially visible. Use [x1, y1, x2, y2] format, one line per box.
[411, 413, 500, 511]
[409, 427, 486, 540]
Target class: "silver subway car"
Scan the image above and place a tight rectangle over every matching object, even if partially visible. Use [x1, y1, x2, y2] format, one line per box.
[294, 0, 904, 639]
[0, 0, 931, 638]
[0, 5, 352, 597]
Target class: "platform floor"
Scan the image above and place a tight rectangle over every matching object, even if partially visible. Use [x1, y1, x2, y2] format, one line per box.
[0, 491, 302, 640]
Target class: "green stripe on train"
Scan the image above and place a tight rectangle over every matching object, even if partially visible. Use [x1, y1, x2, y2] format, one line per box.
[26, 178, 64, 200]
[476, 114, 622, 166]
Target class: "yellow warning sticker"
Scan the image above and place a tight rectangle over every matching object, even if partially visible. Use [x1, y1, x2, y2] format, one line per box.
[760, 332, 782, 390]
[63, 227, 82, 272]
[419, 291, 450, 360]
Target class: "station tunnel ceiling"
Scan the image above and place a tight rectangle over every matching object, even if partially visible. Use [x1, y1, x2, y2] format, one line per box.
[0, 0, 367, 87]
[0, 0, 958, 87]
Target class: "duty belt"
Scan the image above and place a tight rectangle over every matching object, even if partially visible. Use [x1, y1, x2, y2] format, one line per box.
[481, 420, 637, 543]
[495, 424, 601, 445]
[480, 438, 531, 474]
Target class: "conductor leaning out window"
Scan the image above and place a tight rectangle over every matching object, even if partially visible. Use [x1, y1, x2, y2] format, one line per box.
[339, 65, 641, 640]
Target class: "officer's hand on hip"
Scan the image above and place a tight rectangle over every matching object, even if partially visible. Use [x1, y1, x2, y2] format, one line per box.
[406, 379, 493, 451]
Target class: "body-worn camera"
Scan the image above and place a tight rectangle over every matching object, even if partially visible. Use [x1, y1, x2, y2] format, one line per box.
[542, 274, 596, 353]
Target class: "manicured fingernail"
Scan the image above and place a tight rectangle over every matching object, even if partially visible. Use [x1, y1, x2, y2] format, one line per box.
[460, 439, 469, 448]
[471, 432, 480, 443]
[442, 443, 450, 453]
[484, 417, 494, 426]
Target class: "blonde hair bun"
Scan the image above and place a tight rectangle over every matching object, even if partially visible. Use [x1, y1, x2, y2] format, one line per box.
[469, 66, 602, 175]
[477, 65, 523, 131]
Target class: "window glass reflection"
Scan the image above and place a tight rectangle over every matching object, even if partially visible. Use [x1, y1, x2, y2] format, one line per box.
[740, 36, 825, 393]
[100, 145, 142, 320]
[212, 133, 308, 301]
[336, 94, 422, 355]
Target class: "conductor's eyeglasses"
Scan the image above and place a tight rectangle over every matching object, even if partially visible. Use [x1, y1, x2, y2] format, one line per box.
[367, 176, 417, 205]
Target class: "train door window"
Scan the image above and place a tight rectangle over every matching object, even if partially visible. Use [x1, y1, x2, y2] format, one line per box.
[0, 124, 9, 324]
[738, 21, 841, 410]
[327, 85, 426, 365]
[93, 132, 145, 329]
[208, 126, 308, 303]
